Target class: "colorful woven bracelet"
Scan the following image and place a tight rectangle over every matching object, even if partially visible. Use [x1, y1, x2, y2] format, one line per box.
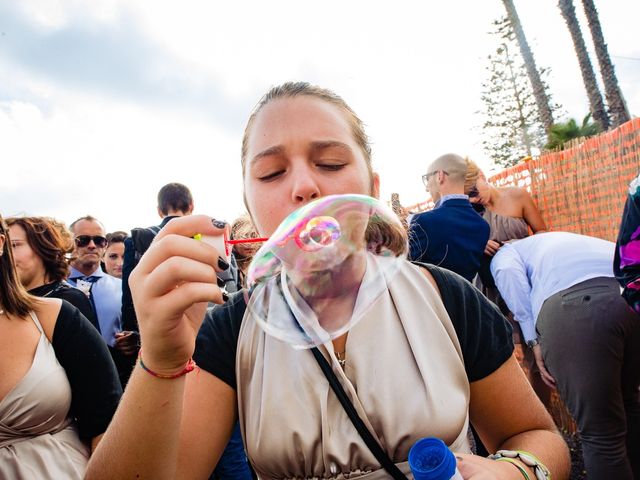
[138, 351, 197, 379]
[489, 450, 551, 480]
[494, 457, 531, 480]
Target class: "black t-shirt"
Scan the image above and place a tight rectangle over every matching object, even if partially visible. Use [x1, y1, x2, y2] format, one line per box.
[194, 264, 514, 390]
[52, 300, 123, 439]
[30, 281, 97, 329]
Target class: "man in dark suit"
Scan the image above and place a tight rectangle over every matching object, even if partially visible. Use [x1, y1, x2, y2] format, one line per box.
[121, 183, 195, 356]
[409, 153, 489, 281]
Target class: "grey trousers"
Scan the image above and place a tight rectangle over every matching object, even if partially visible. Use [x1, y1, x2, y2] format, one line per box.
[537, 276, 640, 480]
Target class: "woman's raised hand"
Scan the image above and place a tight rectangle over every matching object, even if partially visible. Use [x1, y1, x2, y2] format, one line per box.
[129, 215, 229, 376]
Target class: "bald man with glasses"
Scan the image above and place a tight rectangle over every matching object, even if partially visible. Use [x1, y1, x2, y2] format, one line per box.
[409, 153, 489, 281]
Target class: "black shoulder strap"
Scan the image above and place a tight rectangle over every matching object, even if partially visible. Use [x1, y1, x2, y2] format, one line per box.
[309, 264, 461, 480]
[310, 347, 408, 479]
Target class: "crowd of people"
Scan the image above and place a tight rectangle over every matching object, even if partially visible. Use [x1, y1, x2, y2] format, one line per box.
[0, 81, 638, 480]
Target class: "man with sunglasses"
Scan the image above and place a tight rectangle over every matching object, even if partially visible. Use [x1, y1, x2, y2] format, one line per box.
[68, 215, 127, 386]
[408, 153, 489, 282]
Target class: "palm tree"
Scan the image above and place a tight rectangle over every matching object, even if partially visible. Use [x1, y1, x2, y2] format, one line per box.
[581, 0, 630, 127]
[501, 0, 555, 133]
[545, 114, 601, 150]
[557, 0, 610, 130]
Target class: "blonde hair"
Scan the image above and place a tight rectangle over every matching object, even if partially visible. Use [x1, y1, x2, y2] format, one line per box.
[230, 213, 259, 279]
[231, 213, 258, 241]
[464, 157, 484, 196]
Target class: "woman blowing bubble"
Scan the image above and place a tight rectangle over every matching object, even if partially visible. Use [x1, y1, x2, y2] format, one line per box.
[86, 83, 569, 479]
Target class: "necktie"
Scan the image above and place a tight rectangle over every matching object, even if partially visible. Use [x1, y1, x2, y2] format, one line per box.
[81, 276, 101, 333]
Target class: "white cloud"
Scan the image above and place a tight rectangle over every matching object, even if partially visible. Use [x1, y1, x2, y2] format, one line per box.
[0, 89, 243, 232]
[1, 0, 639, 224]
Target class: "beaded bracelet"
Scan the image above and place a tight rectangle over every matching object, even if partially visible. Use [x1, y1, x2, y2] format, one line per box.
[489, 450, 551, 480]
[138, 351, 197, 379]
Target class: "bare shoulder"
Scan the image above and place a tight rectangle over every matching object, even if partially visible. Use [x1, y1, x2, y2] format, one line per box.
[502, 186, 530, 201]
[33, 297, 62, 342]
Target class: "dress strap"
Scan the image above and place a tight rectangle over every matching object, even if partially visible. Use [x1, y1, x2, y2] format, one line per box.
[28, 310, 45, 334]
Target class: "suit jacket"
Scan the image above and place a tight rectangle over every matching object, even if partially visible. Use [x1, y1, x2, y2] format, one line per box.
[408, 198, 490, 281]
[121, 216, 177, 332]
[29, 281, 98, 331]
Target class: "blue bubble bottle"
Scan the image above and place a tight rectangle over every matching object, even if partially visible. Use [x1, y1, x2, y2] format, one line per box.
[408, 437, 463, 480]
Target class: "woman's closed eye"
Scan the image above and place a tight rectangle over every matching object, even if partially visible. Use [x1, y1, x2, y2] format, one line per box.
[108, 253, 120, 260]
[254, 157, 347, 182]
[317, 162, 346, 171]
[257, 169, 285, 182]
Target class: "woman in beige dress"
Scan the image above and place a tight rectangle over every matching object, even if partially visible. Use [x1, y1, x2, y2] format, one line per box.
[464, 160, 547, 260]
[87, 83, 570, 479]
[0, 215, 121, 479]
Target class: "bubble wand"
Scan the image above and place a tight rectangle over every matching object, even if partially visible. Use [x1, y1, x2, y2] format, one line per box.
[193, 231, 268, 259]
[195, 216, 341, 259]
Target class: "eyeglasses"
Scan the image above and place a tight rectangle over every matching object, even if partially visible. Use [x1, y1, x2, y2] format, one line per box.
[421, 170, 449, 188]
[75, 235, 108, 248]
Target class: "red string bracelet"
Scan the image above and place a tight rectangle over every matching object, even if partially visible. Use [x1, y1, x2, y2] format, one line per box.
[137, 351, 197, 379]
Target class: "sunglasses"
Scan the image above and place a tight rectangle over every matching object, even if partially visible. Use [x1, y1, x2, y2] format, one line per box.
[75, 235, 108, 248]
[421, 170, 449, 188]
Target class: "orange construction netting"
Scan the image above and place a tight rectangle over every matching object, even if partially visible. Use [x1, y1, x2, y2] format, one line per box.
[402, 118, 640, 241]
[488, 117, 640, 242]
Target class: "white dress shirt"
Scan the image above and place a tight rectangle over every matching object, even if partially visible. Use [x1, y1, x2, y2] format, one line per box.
[68, 266, 122, 347]
[490, 232, 615, 342]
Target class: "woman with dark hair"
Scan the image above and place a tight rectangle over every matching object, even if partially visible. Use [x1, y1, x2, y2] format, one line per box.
[0, 214, 122, 478]
[7, 216, 96, 325]
[103, 231, 128, 279]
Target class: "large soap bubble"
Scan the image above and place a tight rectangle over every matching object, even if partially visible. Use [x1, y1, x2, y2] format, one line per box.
[245, 194, 407, 349]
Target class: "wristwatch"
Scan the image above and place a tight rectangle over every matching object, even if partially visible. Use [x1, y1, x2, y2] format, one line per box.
[526, 337, 540, 349]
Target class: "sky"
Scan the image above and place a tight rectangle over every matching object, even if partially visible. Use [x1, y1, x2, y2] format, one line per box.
[1, 0, 639, 233]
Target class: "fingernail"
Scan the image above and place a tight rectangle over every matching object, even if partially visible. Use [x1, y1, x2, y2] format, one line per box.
[222, 291, 229, 302]
[212, 219, 227, 229]
[218, 257, 230, 270]
[217, 277, 225, 288]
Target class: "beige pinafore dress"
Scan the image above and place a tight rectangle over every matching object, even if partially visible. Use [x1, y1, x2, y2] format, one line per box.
[237, 258, 471, 479]
[0, 311, 89, 479]
[482, 210, 529, 244]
